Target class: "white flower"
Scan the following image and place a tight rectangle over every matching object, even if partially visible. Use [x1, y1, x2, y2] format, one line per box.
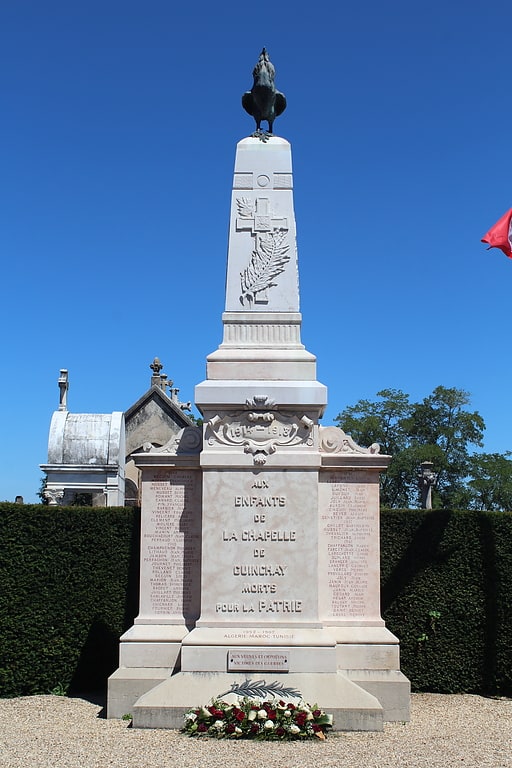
[248, 710, 257, 721]
[201, 706, 210, 717]
[289, 724, 301, 734]
[284, 710, 292, 717]
[213, 720, 225, 731]
[306, 712, 314, 721]
[257, 709, 267, 719]
[264, 719, 275, 730]
[184, 712, 197, 722]
[235, 727, 242, 734]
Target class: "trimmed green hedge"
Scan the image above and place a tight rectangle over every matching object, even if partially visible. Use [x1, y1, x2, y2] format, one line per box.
[0, 504, 510, 697]
[0, 504, 139, 697]
[381, 509, 512, 694]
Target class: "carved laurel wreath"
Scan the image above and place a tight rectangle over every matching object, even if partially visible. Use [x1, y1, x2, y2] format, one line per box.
[240, 230, 290, 306]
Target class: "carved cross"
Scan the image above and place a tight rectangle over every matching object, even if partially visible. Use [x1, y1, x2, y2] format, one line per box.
[236, 197, 289, 304]
[236, 197, 288, 235]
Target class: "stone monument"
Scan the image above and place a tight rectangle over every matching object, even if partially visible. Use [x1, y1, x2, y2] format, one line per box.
[108, 50, 410, 730]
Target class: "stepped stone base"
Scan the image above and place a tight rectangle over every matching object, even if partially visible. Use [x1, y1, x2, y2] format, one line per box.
[130, 671, 384, 731]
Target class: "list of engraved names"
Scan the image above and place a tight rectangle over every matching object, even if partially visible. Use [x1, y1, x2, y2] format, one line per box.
[319, 470, 378, 619]
[141, 469, 200, 620]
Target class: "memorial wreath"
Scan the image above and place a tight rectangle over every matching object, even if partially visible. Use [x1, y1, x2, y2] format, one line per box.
[182, 697, 333, 740]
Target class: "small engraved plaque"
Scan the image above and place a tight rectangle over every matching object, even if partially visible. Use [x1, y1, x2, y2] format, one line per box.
[228, 650, 289, 671]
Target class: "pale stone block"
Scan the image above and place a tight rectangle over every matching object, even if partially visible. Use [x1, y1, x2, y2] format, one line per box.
[107, 668, 169, 719]
[182, 626, 336, 646]
[224, 138, 299, 314]
[119, 642, 181, 669]
[343, 670, 411, 722]
[197, 468, 320, 628]
[318, 469, 382, 623]
[335, 643, 400, 670]
[131, 671, 383, 731]
[181, 644, 336, 673]
[136, 466, 201, 626]
[195, 380, 328, 409]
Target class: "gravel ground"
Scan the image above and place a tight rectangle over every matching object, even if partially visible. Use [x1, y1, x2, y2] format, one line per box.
[0, 693, 511, 768]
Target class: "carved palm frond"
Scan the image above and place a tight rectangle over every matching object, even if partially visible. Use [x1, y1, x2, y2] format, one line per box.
[236, 197, 255, 218]
[240, 230, 290, 302]
[219, 679, 302, 699]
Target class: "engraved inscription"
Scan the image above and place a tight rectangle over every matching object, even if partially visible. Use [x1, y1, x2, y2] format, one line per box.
[140, 469, 201, 620]
[319, 471, 379, 620]
[202, 472, 314, 620]
[228, 650, 289, 671]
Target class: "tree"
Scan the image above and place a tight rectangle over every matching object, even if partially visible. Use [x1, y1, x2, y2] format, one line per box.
[466, 452, 512, 511]
[407, 386, 485, 507]
[335, 386, 486, 508]
[335, 389, 414, 508]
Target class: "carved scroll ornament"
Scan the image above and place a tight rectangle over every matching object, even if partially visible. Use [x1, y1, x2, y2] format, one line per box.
[319, 426, 380, 455]
[207, 399, 313, 465]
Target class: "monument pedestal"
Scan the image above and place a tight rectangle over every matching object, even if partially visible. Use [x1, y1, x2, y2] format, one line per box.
[108, 135, 410, 729]
[131, 672, 383, 731]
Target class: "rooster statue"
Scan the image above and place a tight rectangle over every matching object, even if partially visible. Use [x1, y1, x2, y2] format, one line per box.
[242, 48, 287, 135]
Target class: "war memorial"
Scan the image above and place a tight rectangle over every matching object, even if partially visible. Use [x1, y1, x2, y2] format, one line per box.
[107, 49, 410, 731]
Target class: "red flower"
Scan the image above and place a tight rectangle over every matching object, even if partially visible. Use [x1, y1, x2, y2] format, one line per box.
[198, 723, 208, 732]
[276, 726, 285, 736]
[287, 703, 296, 711]
[226, 723, 236, 734]
[312, 724, 323, 732]
[267, 709, 277, 720]
[278, 700, 286, 707]
[312, 709, 321, 718]
[295, 713, 307, 726]
[235, 710, 246, 722]
[250, 723, 260, 735]
[207, 705, 216, 714]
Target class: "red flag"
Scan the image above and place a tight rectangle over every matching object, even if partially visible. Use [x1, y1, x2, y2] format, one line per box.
[481, 208, 512, 259]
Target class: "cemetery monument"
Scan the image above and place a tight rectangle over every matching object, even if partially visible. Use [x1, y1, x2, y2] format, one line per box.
[107, 49, 410, 731]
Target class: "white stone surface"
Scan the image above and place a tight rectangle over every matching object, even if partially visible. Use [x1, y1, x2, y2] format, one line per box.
[131, 671, 384, 731]
[135, 466, 201, 626]
[181, 644, 336, 673]
[108, 132, 409, 728]
[318, 468, 382, 623]
[225, 138, 299, 313]
[197, 468, 320, 628]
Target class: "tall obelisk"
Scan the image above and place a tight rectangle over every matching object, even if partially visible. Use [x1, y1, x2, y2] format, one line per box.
[196, 51, 326, 418]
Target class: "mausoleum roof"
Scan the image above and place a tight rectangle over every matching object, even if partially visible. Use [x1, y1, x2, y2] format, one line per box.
[47, 411, 125, 466]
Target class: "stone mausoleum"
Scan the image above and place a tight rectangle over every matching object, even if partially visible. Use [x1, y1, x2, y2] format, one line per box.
[41, 360, 193, 507]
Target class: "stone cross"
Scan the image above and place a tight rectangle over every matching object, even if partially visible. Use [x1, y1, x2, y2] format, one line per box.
[236, 197, 288, 235]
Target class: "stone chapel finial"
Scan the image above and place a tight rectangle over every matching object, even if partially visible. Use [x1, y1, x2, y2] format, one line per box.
[58, 369, 68, 411]
[150, 357, 173, 391]
[242, 48, 287, 136]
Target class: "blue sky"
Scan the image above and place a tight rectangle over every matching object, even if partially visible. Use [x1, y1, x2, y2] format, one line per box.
[2, 0, 512, 502]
